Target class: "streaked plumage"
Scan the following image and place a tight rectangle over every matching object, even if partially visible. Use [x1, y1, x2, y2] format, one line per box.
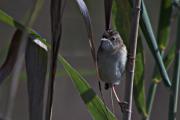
[97, 29, 127, 89]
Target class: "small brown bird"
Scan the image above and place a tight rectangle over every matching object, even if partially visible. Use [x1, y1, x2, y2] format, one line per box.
[97, 29, 129, 113]
[97, 29, 127, 89]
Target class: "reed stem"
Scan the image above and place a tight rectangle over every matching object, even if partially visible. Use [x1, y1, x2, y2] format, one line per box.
[124, 0, 142, 120]
[168, 11, 180, 120]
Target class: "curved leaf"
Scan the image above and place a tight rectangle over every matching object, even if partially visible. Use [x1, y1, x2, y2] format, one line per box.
[0, 9, 116, 120]
[75, 0, 96, 62]
[0, 30, 23, 85]
[0, 10, 25, 30]
[25, 36, 48, 120]
[157, 0, 172, 51]
[59, 56, 116, 120]
[140, 1, 171, 87]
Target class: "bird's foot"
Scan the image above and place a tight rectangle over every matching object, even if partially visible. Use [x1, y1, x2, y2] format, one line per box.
[118, 101, 131, 113]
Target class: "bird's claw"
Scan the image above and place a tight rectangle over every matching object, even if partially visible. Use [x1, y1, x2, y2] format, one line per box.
[118, 101, 131, 113]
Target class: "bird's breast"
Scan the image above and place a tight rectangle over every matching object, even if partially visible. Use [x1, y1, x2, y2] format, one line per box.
[97, 51, 126, 84]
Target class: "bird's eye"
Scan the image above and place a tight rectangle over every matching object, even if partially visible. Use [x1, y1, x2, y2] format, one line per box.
[111, 37, 115, 41]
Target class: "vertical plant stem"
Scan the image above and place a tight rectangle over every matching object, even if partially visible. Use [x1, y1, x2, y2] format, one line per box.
[144, 53, 164, 120]
[144, 82, 158, 120]
[104, 0, 113, 30]
[144, 52, 166, 120]
[45, 1, 64, 119]
[124, 0, 142, 120]
[168, 13, 180, 120]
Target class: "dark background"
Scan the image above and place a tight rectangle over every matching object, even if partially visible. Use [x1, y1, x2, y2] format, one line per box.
[0, 0, 179, 120]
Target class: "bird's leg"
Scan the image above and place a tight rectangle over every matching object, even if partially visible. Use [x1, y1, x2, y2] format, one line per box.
[118, 101, 130, 113]
[110, 88, 115, 114]
[112, 85, 130, 113]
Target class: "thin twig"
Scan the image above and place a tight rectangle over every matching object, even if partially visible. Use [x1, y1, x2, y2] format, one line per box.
[168, 10, 180, 120]
[124, 0, 142, 120]
[144, 82, 157, 120]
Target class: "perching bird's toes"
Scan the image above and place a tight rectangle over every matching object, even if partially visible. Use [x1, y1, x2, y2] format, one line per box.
[118, 101, 131, 113]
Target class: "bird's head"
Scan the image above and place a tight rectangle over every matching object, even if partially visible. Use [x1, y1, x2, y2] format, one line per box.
[100, 29, 123, 52]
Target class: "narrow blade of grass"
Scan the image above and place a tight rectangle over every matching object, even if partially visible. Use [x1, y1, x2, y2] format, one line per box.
[144, 44, 175, 120]
[140, 1, 171, 87]
[59, 56, 116, 120]
[144, 1, 173, 119]
[46, 0, 65, 119]
[0, 10, 25, 30]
